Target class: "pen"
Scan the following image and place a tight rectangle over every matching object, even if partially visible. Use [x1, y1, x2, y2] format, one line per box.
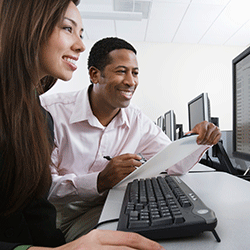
[103, 154, 147, 164]
[103, 156, 112, 161]
[138, 153, 147, 164]
[103, 154, 146, 171]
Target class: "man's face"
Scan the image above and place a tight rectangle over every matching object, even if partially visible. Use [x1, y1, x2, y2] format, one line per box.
[94, 49, 139, 111]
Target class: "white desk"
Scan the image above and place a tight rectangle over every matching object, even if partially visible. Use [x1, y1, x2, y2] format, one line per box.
[188, 163, 215, 172]
[98, 167, 250, 249]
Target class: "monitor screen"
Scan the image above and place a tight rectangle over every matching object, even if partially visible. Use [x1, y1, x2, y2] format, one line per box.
[164, 110, 176, 141]
[188, 93, 211, 131]
[157, 115, 165, 132]
[232, 46, 250, 161]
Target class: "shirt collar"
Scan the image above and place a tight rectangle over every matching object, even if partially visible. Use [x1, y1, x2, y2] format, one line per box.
[69, 85, 130, 130]
[69, 86, 92, 124]
[107, 107, 130, 130]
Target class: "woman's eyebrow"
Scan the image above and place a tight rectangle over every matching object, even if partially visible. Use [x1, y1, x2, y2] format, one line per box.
[64, 17, 84, 32]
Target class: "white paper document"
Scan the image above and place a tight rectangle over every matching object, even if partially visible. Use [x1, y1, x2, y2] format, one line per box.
[113, 135, 203, 188]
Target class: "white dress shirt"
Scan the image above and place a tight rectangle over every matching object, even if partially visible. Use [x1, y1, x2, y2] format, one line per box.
[40, 86, 208, 206]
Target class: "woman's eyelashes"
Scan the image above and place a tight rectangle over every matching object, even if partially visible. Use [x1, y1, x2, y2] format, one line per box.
[63, 26, 72, 33]
[63, 26, 83, 39]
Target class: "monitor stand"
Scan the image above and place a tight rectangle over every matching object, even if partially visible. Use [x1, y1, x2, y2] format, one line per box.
[202, 140, 238, 175]
[176, 124, 183, 139]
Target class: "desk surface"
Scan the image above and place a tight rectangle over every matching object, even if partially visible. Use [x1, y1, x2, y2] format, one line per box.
[98, 167, 250, 249]
[189, 162, 215, 172]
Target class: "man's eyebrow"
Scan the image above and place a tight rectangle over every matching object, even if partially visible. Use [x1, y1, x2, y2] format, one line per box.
[64, 17, 84, 32]
[115, 65, 139, 70]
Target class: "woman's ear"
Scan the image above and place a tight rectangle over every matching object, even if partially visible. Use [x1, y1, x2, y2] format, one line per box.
[89, 66, 100, 85]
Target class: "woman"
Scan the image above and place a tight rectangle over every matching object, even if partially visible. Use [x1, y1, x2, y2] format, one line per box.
[0, 0, 164, 249]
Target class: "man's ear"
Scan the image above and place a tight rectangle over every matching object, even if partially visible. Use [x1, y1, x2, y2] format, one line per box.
[89, 66, 100, 84]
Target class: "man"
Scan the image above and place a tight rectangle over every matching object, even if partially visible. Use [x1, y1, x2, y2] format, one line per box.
[40, 37, 221, 241]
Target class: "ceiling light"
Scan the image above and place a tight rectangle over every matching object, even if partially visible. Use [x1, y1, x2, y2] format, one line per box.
[80, 11, 142, 20]
[114, 0, 152, 19]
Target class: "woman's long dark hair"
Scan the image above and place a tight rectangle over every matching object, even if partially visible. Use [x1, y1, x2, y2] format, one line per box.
[0, 0, 80, 216]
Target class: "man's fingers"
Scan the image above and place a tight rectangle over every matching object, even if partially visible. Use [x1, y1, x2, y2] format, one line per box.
[111, 155, 142, 168]
[200, 125, 221, 145]
[211, 132, 221, 145]
[193, 121, 221, 145]
[197, 123, 215, 144]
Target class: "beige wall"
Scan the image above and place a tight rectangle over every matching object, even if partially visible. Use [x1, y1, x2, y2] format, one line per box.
[43, 40, 245, 131]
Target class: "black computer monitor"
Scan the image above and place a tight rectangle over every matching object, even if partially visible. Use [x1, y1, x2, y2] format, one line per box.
[164, 110, 176, 141]
[188, 94, 238, 175]
[232, 46, 250, 161]
[188, 93, 211, 131]
[156, 116, 165, 132]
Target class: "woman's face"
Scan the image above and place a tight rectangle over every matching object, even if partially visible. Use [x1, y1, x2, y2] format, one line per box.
[39, 1, 85, 81]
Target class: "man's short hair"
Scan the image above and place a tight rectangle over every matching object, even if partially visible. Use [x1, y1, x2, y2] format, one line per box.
[87, 37, 137, 72]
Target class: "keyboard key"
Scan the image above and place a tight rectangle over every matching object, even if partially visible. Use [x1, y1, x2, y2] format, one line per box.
[173, 214, 185, 224]
[180, 200, 191, 207]
[135, 203, 144, 210]
[129, 210, 139, 219]
[151, 216, 173, 226]
[129, 220, 150, 228]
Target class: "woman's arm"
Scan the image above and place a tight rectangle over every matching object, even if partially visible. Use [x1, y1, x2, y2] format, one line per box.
[28, 230, 165, 250]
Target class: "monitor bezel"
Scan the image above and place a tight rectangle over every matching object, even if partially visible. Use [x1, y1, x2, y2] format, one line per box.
[187, 93, 211, 131]
[164, 110, 176, 141]
[232, 46, 250, 161]
[157, 115, 165, 132]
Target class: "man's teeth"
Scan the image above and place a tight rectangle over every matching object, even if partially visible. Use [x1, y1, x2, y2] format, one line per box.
[64, 57, 76, 65]
[121, 91, 133, 97]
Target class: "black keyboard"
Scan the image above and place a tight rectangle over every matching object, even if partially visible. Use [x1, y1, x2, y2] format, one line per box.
[117, 175, 220, 242]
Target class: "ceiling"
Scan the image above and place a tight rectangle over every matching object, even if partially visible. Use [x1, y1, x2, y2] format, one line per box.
[78, 0, 250, 47]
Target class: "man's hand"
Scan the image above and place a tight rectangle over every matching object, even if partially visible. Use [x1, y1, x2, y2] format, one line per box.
[187, 121, 221, 145]
[97, 153, 142, 193]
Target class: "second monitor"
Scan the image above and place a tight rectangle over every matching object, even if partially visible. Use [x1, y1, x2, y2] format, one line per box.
[164, 110, 176, 141]
[188, 93, 211, 130]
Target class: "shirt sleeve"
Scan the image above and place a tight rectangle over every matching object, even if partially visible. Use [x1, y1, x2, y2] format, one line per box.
[48, 144, 105, 205]
[167, 145, 210, 175]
